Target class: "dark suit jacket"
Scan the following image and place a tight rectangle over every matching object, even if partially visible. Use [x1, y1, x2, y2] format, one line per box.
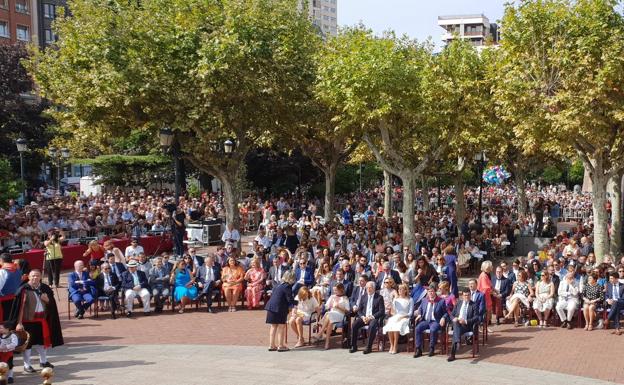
[120, 270, 150, 291]
[376, 270, 401, 289]
[491, 275, 511, 302]
[417, 297, 446, 322]
[294, 266, 315, 287]
[449, 299, 480, 327]
[606, 283, 624, 301]
[196, 264, 222, 284]
[350, 285, 366, 308]
[470, 290, 486, 320]
[110, 262, 127, 280]
[357, 292, 385, 321]
[95, 273, 120, 296]
[265, 282, 297, 314]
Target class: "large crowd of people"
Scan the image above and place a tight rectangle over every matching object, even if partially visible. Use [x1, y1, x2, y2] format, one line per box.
[0, 181, 621, 382]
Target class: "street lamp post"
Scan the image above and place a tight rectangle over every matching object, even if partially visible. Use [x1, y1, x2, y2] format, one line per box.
[159, 128, 181, 205]
[47, 147, 70, 193]
[16, 138, 28, 202]
[473, 151, 487, 232]
[436, 159, 443, 209]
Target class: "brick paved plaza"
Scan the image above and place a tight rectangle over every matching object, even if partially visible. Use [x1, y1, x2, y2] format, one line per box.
[10, 260, 623, 385]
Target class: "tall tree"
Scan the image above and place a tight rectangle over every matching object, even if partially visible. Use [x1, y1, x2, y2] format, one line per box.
[315, 28, 485, 249]
[494, 0, 624, 259]
[27, 0, 317, 227]
[0, 44, 54, 185]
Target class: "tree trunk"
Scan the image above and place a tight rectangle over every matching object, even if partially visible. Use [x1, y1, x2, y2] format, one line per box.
[515, 169, 528, 217]
[609, 171, 623, 255]
[402, 173, 416, 250]
[323, 163, 337, 223]
[220, 172, 242, 230]
[590, 163, 610, 263]
[384, 169, 392, 219]
[422, 176, 430, 212]
[454, 172, 465, 227]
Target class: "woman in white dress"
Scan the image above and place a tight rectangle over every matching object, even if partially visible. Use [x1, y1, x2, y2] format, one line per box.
[380, 277, 398, 314]
[533, 271, 555, 327]
[315, 283, 349, 350]
[290, 287, 320, 348]
[310, 263, 333, 304]
[383, 284, 414, 354]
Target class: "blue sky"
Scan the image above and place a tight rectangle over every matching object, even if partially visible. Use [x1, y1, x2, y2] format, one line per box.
[338, 0, 507, 48]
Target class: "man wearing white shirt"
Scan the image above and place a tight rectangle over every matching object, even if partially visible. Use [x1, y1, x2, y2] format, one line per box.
[254, 229, 272, 250]
[221, 223, 241, 249]
[95, 263, 120, 319]
[350, 281, 385, 354]
[124, 239, 144, 260]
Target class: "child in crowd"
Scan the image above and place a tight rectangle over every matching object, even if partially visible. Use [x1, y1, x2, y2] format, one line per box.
[0, 321, 18, 384]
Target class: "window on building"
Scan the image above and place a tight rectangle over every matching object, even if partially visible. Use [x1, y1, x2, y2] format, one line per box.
[44, 4, 56, 18]
[0, 0, 7, 9]
[16, 25, 29, 41]
[15, 0, 28, 13]
[0, 21, 8, 38]
[45, 29, 54, 44]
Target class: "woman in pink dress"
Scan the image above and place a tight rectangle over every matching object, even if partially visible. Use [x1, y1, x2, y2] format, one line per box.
[477, 260, 493, 328]
[244, 258, 267, 309]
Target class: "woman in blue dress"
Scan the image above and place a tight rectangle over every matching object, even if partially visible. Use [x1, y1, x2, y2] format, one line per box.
[443, 245, 459, 298]
[170, 260, 198, 314]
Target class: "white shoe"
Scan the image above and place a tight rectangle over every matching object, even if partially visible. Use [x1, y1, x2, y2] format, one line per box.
[596, 320, 604, 330]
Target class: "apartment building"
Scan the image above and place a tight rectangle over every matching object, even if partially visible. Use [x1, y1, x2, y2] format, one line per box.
[438, 14, 499, 49]
[304, 0, 337, 37]
[36, 0, 66, 48]
[0, 0, 37, 45]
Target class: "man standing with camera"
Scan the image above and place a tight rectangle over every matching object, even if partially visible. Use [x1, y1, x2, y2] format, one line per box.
[43, 229, 64, 288]
[172, 205, 186, 257]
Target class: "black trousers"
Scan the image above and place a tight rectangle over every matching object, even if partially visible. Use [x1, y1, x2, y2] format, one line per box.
[201, 282, 218, 308]
[45, 259, 62, 286]
[351, 317, 380, 350]
[173, 230, 184, 257]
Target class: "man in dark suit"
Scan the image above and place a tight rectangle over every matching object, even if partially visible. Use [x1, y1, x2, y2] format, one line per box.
[491, 266, 511, 325]
[106, 253, 126, 280]
[292, 256, 314, 295]
[468, 279, 486, 322]
[95, 262, 121, 318]
[606, 272, 624, 334]
[350, 275, 369, 313]
[447, 288, 480, 362]
[120, 260, 151, 317]
[350, 281, 385, 354]
[196, 256, 222, 313]
[267, 257, 289, 289]
[148, 256, 171, 313]
[328, 269, 353, 298]
[414, 285, 447, 357]
[376, 262, 401, 290]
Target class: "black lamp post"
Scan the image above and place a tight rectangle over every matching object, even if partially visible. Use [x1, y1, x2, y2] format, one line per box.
[16, 138, 28, 202]
[436, 159, 443, 209]
[473, 151, 487, 232]
[159, 128, 181, 205]
[48, 146, 70, 192]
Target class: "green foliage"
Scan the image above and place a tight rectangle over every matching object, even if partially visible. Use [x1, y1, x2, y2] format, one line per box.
[541, 165, 564, 184]
[0, 158, 22, 207]
[75, 154, 172, 187]
[309, 163, 382, 197]
[568, 159, 584, 185]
